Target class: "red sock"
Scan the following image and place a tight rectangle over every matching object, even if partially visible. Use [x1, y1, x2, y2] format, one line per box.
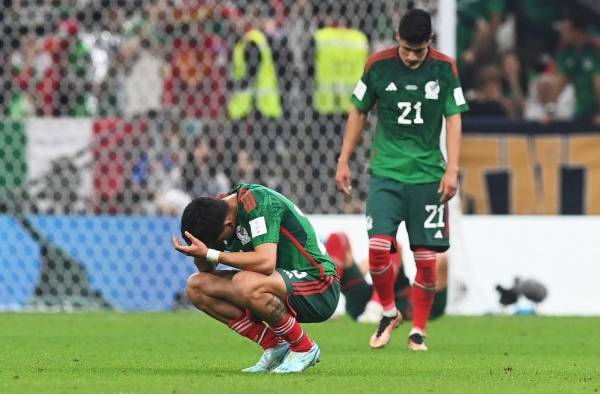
[411, 248, 437, 331]
[370, 251, 401, 305]
[270, 315, 313, 352]
[370, 288, 382, 304]
[228, 310, 282, 350]
[369, 236, 396, 313]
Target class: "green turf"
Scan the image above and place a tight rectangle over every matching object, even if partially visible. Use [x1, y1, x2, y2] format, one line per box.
[1, 313, 599, 393]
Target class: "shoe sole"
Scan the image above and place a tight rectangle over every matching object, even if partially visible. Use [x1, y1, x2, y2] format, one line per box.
[407, 342, 428, 352]
[271, 349, 320, 373]
[242, 347, 291, 373]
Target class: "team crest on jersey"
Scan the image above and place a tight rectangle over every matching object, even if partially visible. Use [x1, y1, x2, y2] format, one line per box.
[236, 225, 251, 245]
[424, 80, 440, 100]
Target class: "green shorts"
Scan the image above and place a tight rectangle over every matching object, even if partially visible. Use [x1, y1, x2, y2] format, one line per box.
[277, 268, 340, 323]
[366, 175, 450, 252]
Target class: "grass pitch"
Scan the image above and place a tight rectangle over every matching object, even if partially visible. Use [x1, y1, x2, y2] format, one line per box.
[1, 313, 599, 393]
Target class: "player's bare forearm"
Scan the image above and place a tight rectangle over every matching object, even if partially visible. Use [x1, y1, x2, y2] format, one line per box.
[338, 107, 367, 164]
[445, 114, 462, 174]
[438, 114, 462, 203]
[336, 107, 367, 194]
[218, 243, 277, 275]
[173, 232, 277, 275]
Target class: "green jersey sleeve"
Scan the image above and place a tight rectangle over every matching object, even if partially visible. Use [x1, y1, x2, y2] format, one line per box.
[241, 189, 284, 247]
[351, 71, 377, 112]
[443, 66, 469, 116]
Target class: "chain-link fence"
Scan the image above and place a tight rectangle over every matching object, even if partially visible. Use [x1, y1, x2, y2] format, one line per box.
[0, 0, 446, 311]
[0, 0, 448, 215]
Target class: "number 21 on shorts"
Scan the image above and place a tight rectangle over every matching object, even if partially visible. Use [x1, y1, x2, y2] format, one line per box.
[424, 204, 445, 228]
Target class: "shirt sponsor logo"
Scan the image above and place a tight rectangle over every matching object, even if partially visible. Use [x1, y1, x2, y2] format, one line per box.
[405, 84, 418, 90]
[385, 82, 398, 91]
[249, 216, 268, 238]
[353, 80, 367, 100]
[453, 87, 466, 106]
[424, 80, 439, 100]
[236, 225, 251, 245]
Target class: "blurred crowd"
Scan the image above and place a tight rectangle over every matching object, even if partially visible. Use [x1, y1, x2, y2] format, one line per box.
[0, 0, 597, 122]
[457, 0, 600, 123]
[0, 0, 599, 215]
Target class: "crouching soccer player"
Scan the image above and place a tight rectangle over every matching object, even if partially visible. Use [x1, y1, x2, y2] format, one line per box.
[172, 183, 340, 373]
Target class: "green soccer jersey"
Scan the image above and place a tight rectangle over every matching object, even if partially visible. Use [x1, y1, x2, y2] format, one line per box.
[556, 41, 600, 116]
[223, 183, 337, 278]
[351, 47, 469, 184]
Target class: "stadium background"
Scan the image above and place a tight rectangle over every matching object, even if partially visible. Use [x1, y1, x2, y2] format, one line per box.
[1, 0, 599, 315]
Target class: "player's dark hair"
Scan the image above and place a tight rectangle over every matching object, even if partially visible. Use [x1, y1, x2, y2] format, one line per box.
[398, 8, 432, 44]
[181, 197, 229, 247]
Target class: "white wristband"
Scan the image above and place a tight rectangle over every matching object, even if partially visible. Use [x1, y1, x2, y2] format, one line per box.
[206, 248, 221, 265]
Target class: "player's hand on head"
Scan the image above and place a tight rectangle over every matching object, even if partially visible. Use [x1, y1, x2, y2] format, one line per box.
[335, 161, 353, 195]
[438, 171, 458, 203]
[172, 231, 209, 257]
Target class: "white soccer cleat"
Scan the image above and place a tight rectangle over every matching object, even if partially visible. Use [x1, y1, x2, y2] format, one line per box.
[241, 343, 291, 373]
[271, 343, 320, 373]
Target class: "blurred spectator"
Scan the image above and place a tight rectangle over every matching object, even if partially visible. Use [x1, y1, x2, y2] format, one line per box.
[286, 0, 318, 112]
[465, 65, 512, 118]
[524, 73, 575, 122]
[226, 2, 291, 189]
[511, 0, 561, 81]
[162, 8, 228, 119]
[181, 135, 230, 198]
[119, 1, 167, 117]
[310, 4, 368, 116]
[151, 121, 191, 216]
[156, 188, 192, 216]
[457, 0, 507, 90]
[77, 5, 127, 116]
[550, 13, 600, 123]
[36, 19, 94, 116]
[226, 2, 284, 121]
[233, 149, 257, 184]
[92, 118, 150, 214]
[7, 29, 37, 118]
[500, 51, 527, 119]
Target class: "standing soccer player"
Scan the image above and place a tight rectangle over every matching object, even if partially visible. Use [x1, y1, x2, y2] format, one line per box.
[335, 9, 468, 351]
[172, 183, 339, 372]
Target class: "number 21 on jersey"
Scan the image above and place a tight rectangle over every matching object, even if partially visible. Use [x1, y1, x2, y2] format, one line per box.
[397, 101, 423, 125]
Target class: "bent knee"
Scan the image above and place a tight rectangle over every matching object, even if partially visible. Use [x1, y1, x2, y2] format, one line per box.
[186, 272, 211, 299]
[231, 271, 269, 302]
